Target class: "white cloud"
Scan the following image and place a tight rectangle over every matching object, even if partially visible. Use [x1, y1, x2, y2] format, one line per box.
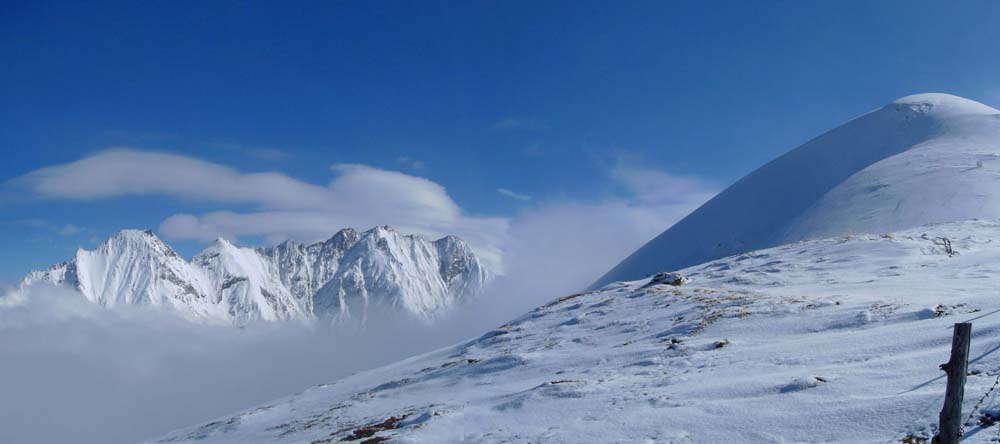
[244, 147, 289, 161]
[496, 188, 532, 201]
[58, 224, 82, 236]
[208, 141, 290, 161]
[329, 164, 458, 220]
[12, 218, 51, 228]
[610, 164, 718, 206]
[11, 149, 330, 209]
[497, 169, 716, 297]
[159, 163, 509, 271]
[395, 156, 429, 174]
[492, 117, 545, 130]
[9, 219, 87, 237]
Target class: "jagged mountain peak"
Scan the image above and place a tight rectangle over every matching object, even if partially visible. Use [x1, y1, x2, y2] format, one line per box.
[369, 224, 396, 233]
[98, 228, 177, 254]
[19, 228, 215, 311]
[105, 228, 158, 241]
[192, 237, 246, 265]
[433, 234, 465, 245]
[272, 238, 302, 251]
[21, 226, 490, 325]
[309, 228, 360, 252]
[358, 225, 408, 241]
[335, 227, 359, 235]
[326, 227, 359, 242]
[207, 236, 237, 249]
[434, 236, 477, 270]
[311, 226, 489, 320]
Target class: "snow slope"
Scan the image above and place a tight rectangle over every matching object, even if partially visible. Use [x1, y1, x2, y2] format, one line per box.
[594, 93, 1000, 288]
[149, 219, 1000, 443]
[20, 227, 489, 325]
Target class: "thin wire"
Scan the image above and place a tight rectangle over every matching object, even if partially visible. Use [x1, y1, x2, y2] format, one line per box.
[987, 382, 1000, 443]
[960, 372, 1000, 436]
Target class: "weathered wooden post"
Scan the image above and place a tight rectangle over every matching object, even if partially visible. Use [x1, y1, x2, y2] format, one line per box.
[935, 322, 972, 444]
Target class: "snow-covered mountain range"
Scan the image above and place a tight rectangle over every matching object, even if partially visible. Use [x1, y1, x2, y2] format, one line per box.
[19, 226, 490, 324]
[594, 93, 1000, 288]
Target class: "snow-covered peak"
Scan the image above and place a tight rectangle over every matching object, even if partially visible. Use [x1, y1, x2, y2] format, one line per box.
[20, 226, 490, 325]
[890, 92, 999, 116]
[357, 225, 418, 246]
[326, 227, 360, 245]
[594, 93, 1000, 288]
[311, 228, 360, 256]
[433, 234, 467, 249]
[197, 237, 238, 255]
[194, 237, 305, 323]
[22, 229, 217, 316]
[313, 226, 489, 321]
[369, 225, 396, 234]
[97, 229, 179, 257]
[194, 238, 251, 266]
[434, 235, 477, 273]
[434, 235, 488, 299]
[103, 228, 158, 242]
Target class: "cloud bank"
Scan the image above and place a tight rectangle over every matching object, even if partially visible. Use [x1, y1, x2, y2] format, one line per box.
[0, 284, 526, 444]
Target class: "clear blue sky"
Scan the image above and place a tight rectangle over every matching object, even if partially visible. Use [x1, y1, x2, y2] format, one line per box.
[2, 1, 1000, 282]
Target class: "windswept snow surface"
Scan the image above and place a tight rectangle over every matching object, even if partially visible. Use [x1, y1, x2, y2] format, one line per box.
[152, 219, 1000, 443]
[594, 93, 1000, 288]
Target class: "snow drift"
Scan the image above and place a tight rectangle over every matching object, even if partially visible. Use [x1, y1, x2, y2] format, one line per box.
[593, 93, 1000, 288]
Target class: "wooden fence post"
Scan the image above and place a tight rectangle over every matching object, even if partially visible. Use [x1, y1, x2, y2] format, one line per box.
[935, 322, 972, 444]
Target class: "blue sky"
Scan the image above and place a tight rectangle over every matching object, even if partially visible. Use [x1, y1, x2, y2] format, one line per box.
[2, 1, 1000, 283]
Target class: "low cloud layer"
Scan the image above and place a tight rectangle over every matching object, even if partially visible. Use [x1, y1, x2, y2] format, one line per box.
[0, 284, 532, 444]
[501, 200, 711, 297]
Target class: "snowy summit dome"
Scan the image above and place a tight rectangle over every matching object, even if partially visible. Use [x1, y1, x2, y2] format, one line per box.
[593, 93, 1000, 288]
[891, 92, 999, 116]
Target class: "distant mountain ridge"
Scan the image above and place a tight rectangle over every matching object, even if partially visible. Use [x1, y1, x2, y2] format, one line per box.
[20, 227, 490, 324]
